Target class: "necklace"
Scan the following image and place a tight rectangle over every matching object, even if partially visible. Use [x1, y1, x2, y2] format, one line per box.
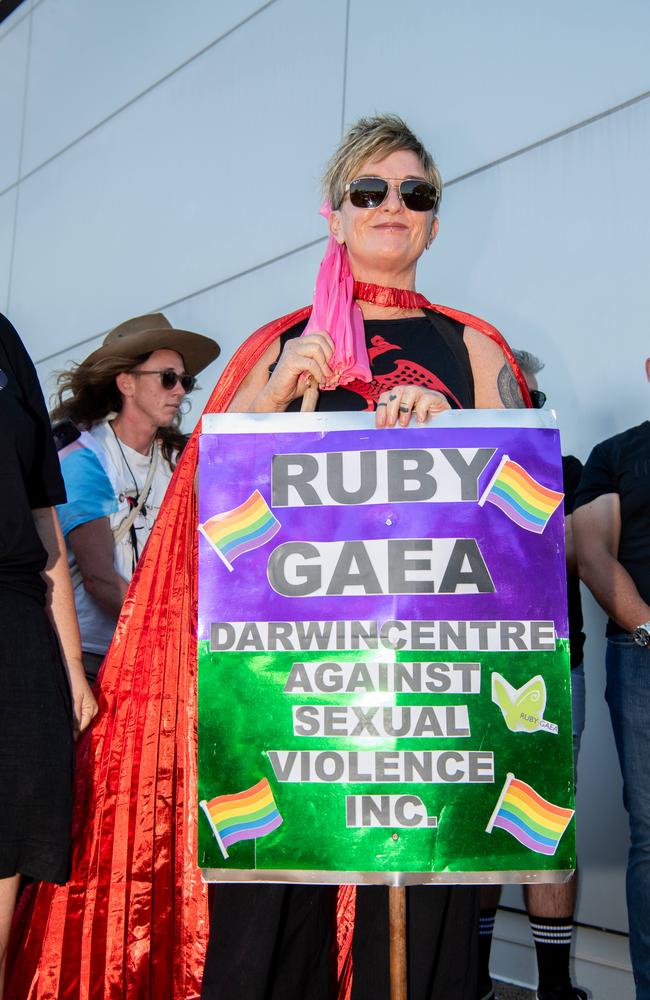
[353, 281, 430, 311]
[110, 423, 155, 568]
[110, 423, 154, 507]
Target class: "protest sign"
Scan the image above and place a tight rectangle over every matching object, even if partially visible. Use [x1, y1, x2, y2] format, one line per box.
[197, 410, 574, 884]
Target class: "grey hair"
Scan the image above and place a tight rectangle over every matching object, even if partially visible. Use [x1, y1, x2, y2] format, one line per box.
[323, 113, 442, 213]
[512, 349, 545, 377]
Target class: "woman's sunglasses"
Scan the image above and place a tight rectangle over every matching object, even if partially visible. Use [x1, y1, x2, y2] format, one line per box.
[529, 389, 547, 409]
[344, 176, 439, 212]
[131, 368, 197, 392]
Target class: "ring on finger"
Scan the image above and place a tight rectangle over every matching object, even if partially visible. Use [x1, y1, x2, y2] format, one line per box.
[376, 401, 387, 408]
[398, 405, 410, 413]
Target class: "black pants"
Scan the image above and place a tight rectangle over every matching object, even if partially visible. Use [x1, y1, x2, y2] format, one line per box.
[81, 649, 104, 685]
[202, 883, 477, 1000]
[202, 884, 337, 1000]
[351, 885, 479, 1000]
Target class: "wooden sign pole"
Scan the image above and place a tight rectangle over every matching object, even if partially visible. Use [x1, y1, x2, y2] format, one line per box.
[300, 381, 319, 411]
[389, 886, 407, 1000]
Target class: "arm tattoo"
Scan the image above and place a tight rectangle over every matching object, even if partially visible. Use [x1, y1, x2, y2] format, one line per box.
[497, 364, 525, 408]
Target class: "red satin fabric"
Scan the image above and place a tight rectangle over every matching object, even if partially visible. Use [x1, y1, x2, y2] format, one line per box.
[6, 303, 527, 1000]
[352, 281, 431, 311]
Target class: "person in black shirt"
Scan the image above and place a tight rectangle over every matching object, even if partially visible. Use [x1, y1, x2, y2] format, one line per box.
[573, 379, 650, 1000]
[477, 351, 587, 1000]
[0, 314, 97, 994]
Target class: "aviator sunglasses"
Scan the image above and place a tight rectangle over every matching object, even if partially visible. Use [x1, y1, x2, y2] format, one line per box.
[130, 368, 197, 392]
[344, 176, 439, 212]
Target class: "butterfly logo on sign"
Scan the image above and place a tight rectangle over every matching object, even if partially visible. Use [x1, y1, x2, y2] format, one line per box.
[491, 672, 558, 735]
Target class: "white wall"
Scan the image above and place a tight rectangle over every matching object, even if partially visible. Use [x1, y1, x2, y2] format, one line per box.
[2, 0, 647, 991]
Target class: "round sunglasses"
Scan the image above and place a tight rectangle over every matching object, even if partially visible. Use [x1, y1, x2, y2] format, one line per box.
[344, 176, 439, 212]
[130, 368, 196, 392]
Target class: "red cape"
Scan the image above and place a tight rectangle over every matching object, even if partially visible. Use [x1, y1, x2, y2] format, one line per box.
[6, 304, 529, 999]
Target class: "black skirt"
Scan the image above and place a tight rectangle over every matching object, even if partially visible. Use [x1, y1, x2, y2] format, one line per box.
[202, 882, 477, 1000]
[0, 588, 74, 883]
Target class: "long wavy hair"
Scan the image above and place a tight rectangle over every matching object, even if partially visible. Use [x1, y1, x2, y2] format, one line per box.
[51, 352, 188, 468]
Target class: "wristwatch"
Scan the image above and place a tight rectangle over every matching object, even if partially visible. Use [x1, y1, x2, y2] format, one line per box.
[632, 620, 650, 646]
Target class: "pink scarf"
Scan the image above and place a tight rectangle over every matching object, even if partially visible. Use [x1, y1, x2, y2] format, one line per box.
[301, 202, 372, 386]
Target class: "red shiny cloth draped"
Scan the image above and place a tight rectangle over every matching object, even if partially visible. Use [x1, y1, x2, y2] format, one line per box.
[6, 303, 526, 1000]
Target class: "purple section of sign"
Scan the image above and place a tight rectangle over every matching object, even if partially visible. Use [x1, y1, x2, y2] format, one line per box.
[198, 424, 567, 640]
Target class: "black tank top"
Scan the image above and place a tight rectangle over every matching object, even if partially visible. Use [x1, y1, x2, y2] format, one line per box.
[280, 310, 474, 412]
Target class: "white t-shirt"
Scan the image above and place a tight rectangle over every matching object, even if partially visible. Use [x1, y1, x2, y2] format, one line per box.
[58, 419, 175, 654]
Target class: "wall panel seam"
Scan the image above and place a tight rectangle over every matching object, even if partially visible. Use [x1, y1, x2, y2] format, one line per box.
[0, 0, 38, 40]
[340, 0, 351, 137]
[3, 82, 648, 206]
[2, 0, 277, 194]
[445, 89, 650, 190]
[5, 4, 32, 313]
[34, 234, 327, 365]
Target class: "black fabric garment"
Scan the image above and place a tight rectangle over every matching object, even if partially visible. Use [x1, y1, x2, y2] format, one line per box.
[0, 588, 73, 882]
[280, 312, 474, 412]
[0, 313, 67, 603]
[202, 884, 337, 1000]
[352, 885, 478, 1000]
[0, 315, 73, 882]
[574, 422, 650, 635]
[562, 455, 585, 667]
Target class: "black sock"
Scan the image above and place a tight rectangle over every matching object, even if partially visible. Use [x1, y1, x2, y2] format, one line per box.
[528, 914, 573, 995]
[477, 906, 497, 997]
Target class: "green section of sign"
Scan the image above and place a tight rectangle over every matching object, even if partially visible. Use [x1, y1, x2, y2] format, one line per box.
[198, 642, 575, 876]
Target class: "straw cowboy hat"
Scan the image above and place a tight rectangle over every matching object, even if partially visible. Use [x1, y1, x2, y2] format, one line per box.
[83, 313, 220, 375]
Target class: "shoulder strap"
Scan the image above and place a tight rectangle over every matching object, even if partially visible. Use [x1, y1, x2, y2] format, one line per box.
[421, 309, 473, 408]
[112, 445, 159, 545]
[425, 302, 532, 407]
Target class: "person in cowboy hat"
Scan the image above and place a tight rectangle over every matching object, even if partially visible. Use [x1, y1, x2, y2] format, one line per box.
[50, 313, 220, 683]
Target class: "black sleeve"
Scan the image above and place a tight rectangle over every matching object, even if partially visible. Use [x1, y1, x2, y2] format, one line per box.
[561, 454, 583, 515]
[574, 440, 617, 512]
[0, 313, 66, 507]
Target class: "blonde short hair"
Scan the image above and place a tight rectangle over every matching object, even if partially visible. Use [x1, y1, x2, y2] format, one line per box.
[324, 113, 442, 213]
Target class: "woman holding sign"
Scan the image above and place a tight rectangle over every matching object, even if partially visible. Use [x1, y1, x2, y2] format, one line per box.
[204, 115, 530, 1000]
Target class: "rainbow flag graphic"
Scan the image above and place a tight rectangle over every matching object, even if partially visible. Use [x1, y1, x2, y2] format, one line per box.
[199, 489, 280, 571]
[200, 778, 283, 860]
[486, 773, 574, 855]
[478, 455, 564, 534]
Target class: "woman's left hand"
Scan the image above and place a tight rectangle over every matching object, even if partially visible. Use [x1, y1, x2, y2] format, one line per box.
[375, 385, 451, 428]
